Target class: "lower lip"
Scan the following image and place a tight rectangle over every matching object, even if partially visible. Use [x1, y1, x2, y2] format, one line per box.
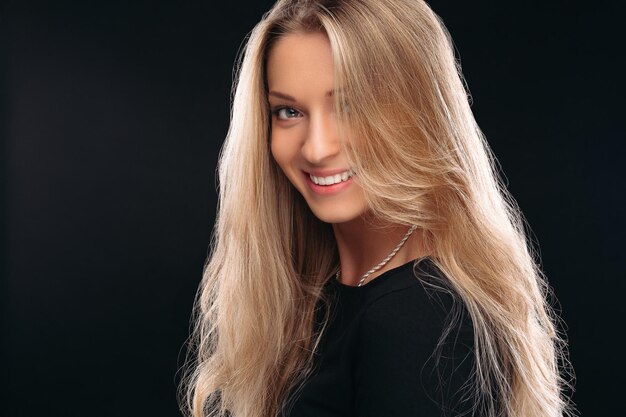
[304, 171, 354, 195]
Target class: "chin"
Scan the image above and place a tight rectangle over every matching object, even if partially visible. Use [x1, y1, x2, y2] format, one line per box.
[293, 181, 369, 224]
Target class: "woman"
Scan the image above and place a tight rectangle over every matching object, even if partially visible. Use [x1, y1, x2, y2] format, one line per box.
[181, 1, 574, 416]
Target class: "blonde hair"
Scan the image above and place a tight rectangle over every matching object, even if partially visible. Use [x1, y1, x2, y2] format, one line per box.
[180, 1, 575, 416]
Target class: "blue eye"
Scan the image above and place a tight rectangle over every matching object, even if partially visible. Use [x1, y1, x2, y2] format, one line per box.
[273, 107, 302, 120]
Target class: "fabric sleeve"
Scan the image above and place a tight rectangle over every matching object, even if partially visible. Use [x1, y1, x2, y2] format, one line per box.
[354, 285, 476, 417]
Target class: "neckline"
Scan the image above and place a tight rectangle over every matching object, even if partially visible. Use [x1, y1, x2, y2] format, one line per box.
[330, 256, 431, 291]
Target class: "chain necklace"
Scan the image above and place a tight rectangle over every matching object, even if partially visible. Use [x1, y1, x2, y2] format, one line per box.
[335, 224, 418, 287]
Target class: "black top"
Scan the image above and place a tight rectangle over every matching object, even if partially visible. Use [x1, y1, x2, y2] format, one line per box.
[281, 257, 476, 417]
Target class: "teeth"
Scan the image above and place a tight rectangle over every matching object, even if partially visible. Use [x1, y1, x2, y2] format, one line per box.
[310, 169, 355, 186]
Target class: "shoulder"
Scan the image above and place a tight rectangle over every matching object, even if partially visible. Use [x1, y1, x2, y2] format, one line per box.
[354, 259, 476, 416]
[358, 274, 475, 386]
[362, 258, 472, 338]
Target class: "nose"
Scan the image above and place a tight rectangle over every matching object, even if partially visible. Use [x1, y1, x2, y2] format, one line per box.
[301, 110, 341, 165]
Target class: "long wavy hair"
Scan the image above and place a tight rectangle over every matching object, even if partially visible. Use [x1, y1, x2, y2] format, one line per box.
[180, 1, 575, 416]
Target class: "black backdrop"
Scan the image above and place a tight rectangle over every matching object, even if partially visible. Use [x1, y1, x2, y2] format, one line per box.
[1, 1, 623, 416]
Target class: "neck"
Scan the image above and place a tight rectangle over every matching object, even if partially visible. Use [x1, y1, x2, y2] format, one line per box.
[331, 213, 429, 286]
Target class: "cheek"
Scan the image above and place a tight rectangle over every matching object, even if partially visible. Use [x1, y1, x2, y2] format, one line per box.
[269, 135, 284, 168]
[270, 131, 298, 170]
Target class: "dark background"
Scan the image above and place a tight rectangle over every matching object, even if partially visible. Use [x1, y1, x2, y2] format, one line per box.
[1, 1, 623, 416]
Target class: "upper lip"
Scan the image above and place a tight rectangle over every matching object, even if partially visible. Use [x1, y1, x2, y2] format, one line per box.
[305, 168, 353, 177]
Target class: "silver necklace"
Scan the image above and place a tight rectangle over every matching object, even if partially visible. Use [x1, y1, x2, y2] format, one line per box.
[335, 224, 418, 287]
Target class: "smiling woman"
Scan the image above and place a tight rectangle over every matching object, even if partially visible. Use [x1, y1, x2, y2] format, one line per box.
[179, 1, 575, 417]
[267, 32, 368, 225]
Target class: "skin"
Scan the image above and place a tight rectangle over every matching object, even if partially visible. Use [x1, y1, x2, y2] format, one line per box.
[266, 31, 429, 286]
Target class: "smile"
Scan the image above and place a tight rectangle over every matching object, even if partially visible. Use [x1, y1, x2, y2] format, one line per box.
[309, 169, 355, 185]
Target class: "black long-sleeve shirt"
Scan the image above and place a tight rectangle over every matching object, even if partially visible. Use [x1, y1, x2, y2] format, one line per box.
[281, 257, 476, 417]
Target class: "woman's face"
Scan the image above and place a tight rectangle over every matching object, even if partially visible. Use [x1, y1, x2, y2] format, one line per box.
[266, 32, 368, 224]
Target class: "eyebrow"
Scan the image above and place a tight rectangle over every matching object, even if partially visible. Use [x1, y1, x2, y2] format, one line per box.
[268, 90, 340, 102]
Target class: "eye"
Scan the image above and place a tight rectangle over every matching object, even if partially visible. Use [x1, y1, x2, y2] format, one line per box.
[272, 106, 302, 120]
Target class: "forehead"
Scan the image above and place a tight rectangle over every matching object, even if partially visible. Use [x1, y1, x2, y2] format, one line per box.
[266, 32, 335, 94]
